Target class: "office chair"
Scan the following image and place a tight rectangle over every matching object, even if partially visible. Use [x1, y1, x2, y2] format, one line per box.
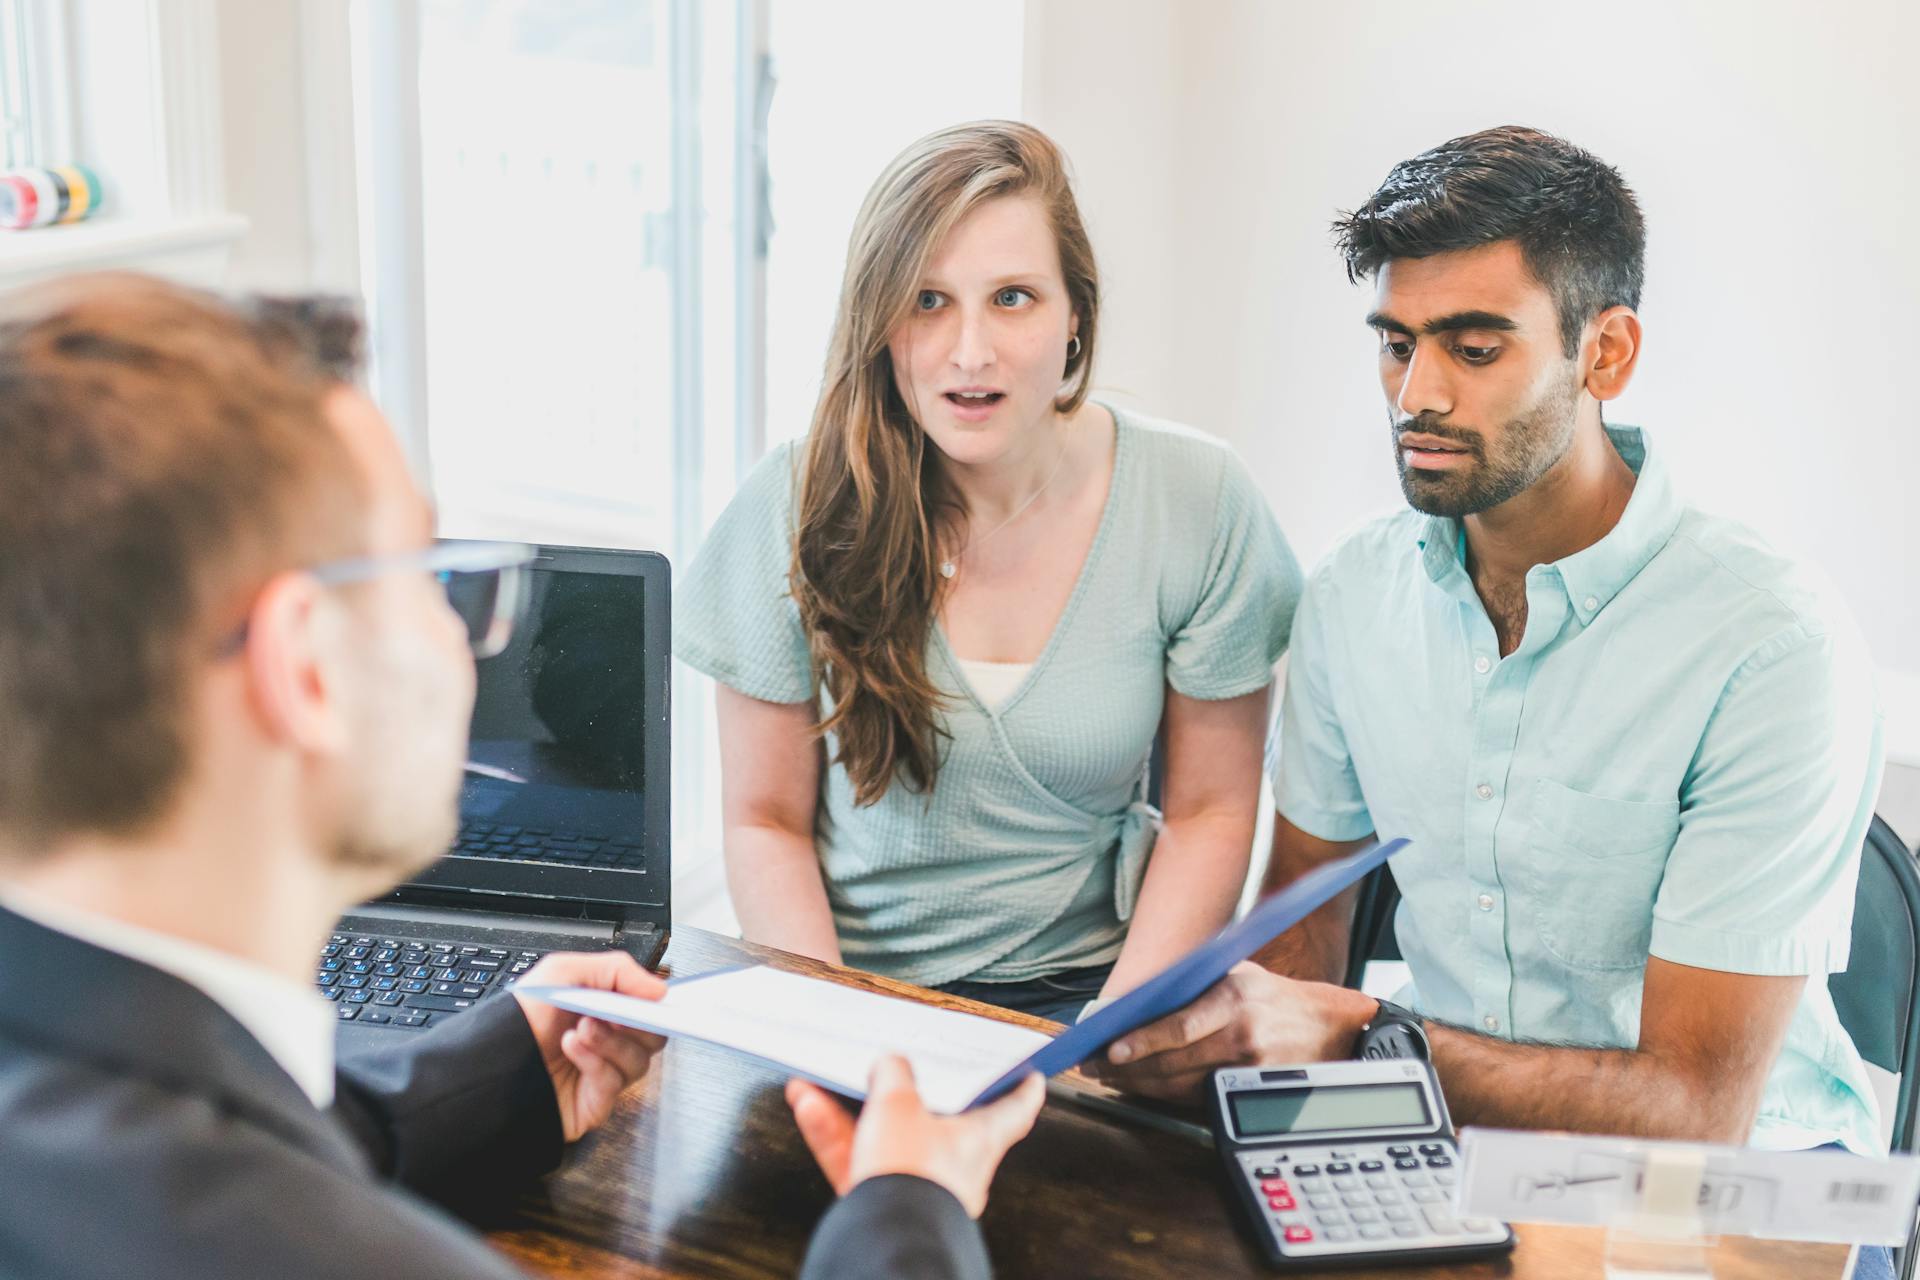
[1340, 816, 1920, 1277]
[1828, 816, 1920, 1279]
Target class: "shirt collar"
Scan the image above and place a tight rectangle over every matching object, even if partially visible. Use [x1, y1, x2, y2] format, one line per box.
[1414, 424, 1682, 619]
[0, 886, 336, 1108]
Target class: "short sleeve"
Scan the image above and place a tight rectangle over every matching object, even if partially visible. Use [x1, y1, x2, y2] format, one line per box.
[673, 444, 815, 705]
[1269, 568, 1374, 841]
[1163, 450, 1304, 700]
[1650, 628, 1884, 975]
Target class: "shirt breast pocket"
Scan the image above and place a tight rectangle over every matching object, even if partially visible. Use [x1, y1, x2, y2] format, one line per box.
[1522, 777, 1680, 971]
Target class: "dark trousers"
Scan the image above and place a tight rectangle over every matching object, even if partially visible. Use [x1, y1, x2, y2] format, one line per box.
[935, 962, 1115, 1025]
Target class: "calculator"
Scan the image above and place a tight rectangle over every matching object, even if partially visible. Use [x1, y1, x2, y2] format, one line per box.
[1208, 1058, 1514, 1269]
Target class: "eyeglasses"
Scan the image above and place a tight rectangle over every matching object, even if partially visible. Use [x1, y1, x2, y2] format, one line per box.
[219, 540, 538, 660]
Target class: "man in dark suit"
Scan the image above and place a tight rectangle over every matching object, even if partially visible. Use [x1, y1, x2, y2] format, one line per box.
[0, 275, 1042, 1279]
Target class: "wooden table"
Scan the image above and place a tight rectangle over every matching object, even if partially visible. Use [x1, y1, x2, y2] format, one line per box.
[485, 927, 1853, 1279]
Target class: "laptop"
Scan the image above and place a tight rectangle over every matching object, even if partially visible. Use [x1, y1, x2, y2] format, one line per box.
[323, 542, 671, 1039]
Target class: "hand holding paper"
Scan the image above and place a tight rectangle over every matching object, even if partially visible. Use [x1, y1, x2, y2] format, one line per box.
[787, 1057, 1047, 1218]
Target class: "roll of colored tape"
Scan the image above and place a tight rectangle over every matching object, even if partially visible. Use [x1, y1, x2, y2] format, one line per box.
[19, 167, 58, 227]
[51, 165, 96, 222]
[43, 167, 71, 222]
[0, 172, 38, 229]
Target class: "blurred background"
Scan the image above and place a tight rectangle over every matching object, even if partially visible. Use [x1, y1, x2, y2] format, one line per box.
[1, 0, 1912, 929]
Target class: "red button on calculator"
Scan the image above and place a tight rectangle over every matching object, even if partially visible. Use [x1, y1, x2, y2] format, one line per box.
[1260, 1179, 1289, 1195]
[1282, 1226, 1314, 1244]
[1267, 1194, 1296, 1210]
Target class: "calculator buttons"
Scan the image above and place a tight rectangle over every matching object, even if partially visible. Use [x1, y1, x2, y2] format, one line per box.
[1237, 1135, 1507, 1262]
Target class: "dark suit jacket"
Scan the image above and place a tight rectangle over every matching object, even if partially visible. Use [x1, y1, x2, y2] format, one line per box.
[0, 906, 989, 1279]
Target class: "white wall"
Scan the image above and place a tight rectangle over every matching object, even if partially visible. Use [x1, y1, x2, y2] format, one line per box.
[762, 0, 1025, 447]
[1026, 0, 1919, 759]
[213, 0, 312, 289]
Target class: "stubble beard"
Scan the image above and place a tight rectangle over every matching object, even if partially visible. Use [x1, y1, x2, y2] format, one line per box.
[1393, 373, 1582, 518]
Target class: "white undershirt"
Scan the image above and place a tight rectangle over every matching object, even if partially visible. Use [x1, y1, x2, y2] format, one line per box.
[0, 885, 337, 1108]
[954, 657, 1034, 711]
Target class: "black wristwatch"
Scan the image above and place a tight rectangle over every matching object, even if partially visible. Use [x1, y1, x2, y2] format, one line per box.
[1353, 999, 1430, 1061]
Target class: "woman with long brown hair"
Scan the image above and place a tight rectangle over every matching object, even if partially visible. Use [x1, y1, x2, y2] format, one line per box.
[677, 121, 1302, 1022]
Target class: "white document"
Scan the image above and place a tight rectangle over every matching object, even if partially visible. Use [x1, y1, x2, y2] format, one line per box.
[1458, 1127, 1920, 1246]
[520, 966, 1054, 1115]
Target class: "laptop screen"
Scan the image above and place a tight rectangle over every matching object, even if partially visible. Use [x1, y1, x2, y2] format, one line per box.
[401, 544, 669, 912]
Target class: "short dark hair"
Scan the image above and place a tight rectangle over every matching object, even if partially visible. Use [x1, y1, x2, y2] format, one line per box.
[1332, 126, 1645, 357]
[0, 275, 370, 852]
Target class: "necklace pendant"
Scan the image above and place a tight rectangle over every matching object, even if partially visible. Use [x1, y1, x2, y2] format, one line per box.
[939, 561, 957, 579]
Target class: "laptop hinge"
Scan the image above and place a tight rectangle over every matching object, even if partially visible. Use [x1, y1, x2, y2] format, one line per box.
[343, 897, 618, 944]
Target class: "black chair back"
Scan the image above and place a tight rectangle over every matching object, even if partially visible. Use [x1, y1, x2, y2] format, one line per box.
[1830, 815, 1920, 1154]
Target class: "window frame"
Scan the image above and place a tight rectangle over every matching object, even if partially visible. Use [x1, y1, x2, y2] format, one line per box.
[343, 0, 772, 893]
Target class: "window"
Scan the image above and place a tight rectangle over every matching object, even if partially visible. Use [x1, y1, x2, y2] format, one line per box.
[361, 0, 746, 556]
[0, 0, 33, 168]
[352, 0, 760, 924]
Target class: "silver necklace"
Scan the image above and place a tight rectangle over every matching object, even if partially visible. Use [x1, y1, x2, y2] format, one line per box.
[939, 433, 1071, 580]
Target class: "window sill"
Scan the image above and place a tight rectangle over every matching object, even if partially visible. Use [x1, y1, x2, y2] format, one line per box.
[0, 213, 250, 287]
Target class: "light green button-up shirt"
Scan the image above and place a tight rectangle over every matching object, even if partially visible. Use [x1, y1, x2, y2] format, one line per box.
[1273, 425, 1885, 1154]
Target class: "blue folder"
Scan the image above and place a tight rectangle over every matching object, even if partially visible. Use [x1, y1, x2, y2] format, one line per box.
[963, 836, 1406, 1107]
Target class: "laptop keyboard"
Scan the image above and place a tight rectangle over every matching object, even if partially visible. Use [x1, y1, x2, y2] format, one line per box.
[452, 820, 649, 871]
[318, 934, 545, 1029]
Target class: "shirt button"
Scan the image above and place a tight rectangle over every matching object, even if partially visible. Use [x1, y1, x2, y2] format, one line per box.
[1474, 655, 1491, 674]
[1483, 1015, 1501, 1032]
[1475, 783, 1494, 800]
[1477, 893, 1494, 911]
[1583, 595, 1599, 611]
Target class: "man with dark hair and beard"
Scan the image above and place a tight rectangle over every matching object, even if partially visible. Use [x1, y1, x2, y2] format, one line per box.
[1090, 125, 1888, 1270]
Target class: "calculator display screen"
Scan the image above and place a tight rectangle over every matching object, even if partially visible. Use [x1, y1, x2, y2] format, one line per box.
[1228, 1083, 1430, 1137]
